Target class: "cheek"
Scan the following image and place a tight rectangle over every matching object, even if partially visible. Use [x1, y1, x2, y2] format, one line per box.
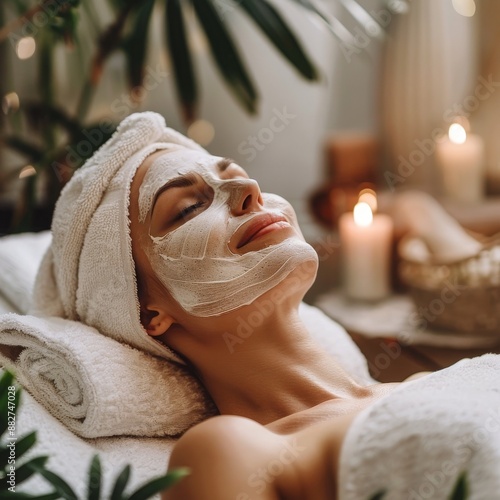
[150, 204, 231, 263]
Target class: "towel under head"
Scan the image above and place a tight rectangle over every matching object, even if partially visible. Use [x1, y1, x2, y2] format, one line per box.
[32, 112, 206, 363]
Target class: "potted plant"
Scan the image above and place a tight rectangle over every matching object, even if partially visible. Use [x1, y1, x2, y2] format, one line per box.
[0, 0, 387, 234]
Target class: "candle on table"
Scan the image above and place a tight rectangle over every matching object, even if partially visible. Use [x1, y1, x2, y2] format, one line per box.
[435, 123, 485, 203]
[339, 200, 393, 301]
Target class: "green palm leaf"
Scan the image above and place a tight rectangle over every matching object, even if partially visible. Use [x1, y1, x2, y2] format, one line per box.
[87, 455, 101, 500]
[124, 0, 156, 89]
[238, 0, 318, 80]
[165, 0, 198, 122]
[449, 472, 469, 500]
[127, 467, 190, 500]
[190, 0, 258, 114]
[14, 456, 50, 486]
[110, 464, 131, 500]
[28, 463, 78, 500]
[0, 431, 36, 465]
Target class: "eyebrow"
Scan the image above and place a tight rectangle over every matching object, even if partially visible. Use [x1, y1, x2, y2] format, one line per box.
[217, 158, 235, 172]
[149, 157, 235, 217]
[151, 173, 197, 217]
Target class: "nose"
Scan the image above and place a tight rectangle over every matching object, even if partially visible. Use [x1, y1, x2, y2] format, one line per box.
[225, 178, 263, 215]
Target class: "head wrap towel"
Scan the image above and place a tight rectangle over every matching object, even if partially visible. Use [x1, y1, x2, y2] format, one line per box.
[32, 112, 206, 362]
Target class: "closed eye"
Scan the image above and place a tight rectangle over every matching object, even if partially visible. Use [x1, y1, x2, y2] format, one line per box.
[174, 200, 207, 222]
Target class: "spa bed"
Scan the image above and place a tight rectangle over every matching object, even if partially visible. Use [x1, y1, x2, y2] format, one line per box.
[3, 231, 499, 499]
[0, 231, 375, 497]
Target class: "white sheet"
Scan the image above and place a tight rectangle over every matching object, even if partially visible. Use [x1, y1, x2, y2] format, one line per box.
[0, 231, 51, 313]
[16, 387, 176, 497]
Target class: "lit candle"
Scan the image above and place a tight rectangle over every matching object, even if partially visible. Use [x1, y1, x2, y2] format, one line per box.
[339, 201, 393, 301]
[435, 123, 485, 203]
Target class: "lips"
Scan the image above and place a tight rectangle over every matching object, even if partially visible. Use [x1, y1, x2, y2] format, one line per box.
[236, 213, 289, 249]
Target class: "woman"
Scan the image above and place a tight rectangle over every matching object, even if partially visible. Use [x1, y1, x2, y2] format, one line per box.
[34, 112, 495, 499]
[127, 142, 426, 499]
[141, 140, 500, 498]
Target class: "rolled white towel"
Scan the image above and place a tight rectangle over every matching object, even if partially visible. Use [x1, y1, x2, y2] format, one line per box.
[0, 313, 216, 438]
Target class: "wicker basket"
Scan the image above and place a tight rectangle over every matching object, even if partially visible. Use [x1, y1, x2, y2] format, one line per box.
[398, 233, 500, 335]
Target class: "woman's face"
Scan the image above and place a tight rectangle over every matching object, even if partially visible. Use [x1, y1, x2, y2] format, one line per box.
[130, 147, 318, 329]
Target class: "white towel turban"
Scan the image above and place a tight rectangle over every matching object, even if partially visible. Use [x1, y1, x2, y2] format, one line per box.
[32, 112, 206, 363]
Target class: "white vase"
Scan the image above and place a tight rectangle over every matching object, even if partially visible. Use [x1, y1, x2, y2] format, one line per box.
[380, 0, 478, 193]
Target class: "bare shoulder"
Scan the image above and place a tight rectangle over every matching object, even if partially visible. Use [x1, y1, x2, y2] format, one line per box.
[266, 382, 399, 435]
[163, 384, 404, 499]
[164, 415, 285, 500]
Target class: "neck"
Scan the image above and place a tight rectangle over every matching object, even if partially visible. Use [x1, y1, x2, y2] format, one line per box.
[183, 303, 365, 425]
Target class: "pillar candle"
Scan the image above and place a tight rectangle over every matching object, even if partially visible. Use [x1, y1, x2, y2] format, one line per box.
[436, 123, 485, 203]
[339, 202, 393, 301]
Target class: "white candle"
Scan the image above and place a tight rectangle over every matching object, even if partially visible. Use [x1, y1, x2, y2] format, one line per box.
[435, 123, 485, 203]
[339, 202, 393, 301]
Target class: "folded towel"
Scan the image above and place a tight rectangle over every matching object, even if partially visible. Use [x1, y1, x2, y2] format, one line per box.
[339, 354, 500, 500]
[0, 229, 374, 440]
[0, 313, 216, 438]
[0, 305, 373, 439]
[0, 231, 52, 313]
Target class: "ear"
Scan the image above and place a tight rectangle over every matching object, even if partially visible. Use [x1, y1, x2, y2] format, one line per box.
[140, 305, 175, 337]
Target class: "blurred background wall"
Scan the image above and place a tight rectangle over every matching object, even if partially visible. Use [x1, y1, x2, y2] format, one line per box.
[2, 0, 491, 240]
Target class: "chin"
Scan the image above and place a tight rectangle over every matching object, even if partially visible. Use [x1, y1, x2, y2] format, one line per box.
[264, 241, 318, 303]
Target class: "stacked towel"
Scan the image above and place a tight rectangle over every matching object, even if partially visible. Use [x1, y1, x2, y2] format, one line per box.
[0, 313, 216, 438]
[0, 304, 374, 440]
[339, 354, 500, 500]
[0, 224, 375, 441]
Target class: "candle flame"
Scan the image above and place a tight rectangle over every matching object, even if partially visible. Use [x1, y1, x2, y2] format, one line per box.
[449, 123, 467, 145]
[353, 202, 373, 227]
[358, 189, 377, 213]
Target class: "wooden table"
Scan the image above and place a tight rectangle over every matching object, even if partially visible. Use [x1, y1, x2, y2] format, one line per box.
[304, 198, 500, 383]
[346, 330, 500, 383]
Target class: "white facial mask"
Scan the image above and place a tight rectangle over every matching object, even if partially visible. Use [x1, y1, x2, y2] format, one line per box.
[138, 149, 318, 317]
